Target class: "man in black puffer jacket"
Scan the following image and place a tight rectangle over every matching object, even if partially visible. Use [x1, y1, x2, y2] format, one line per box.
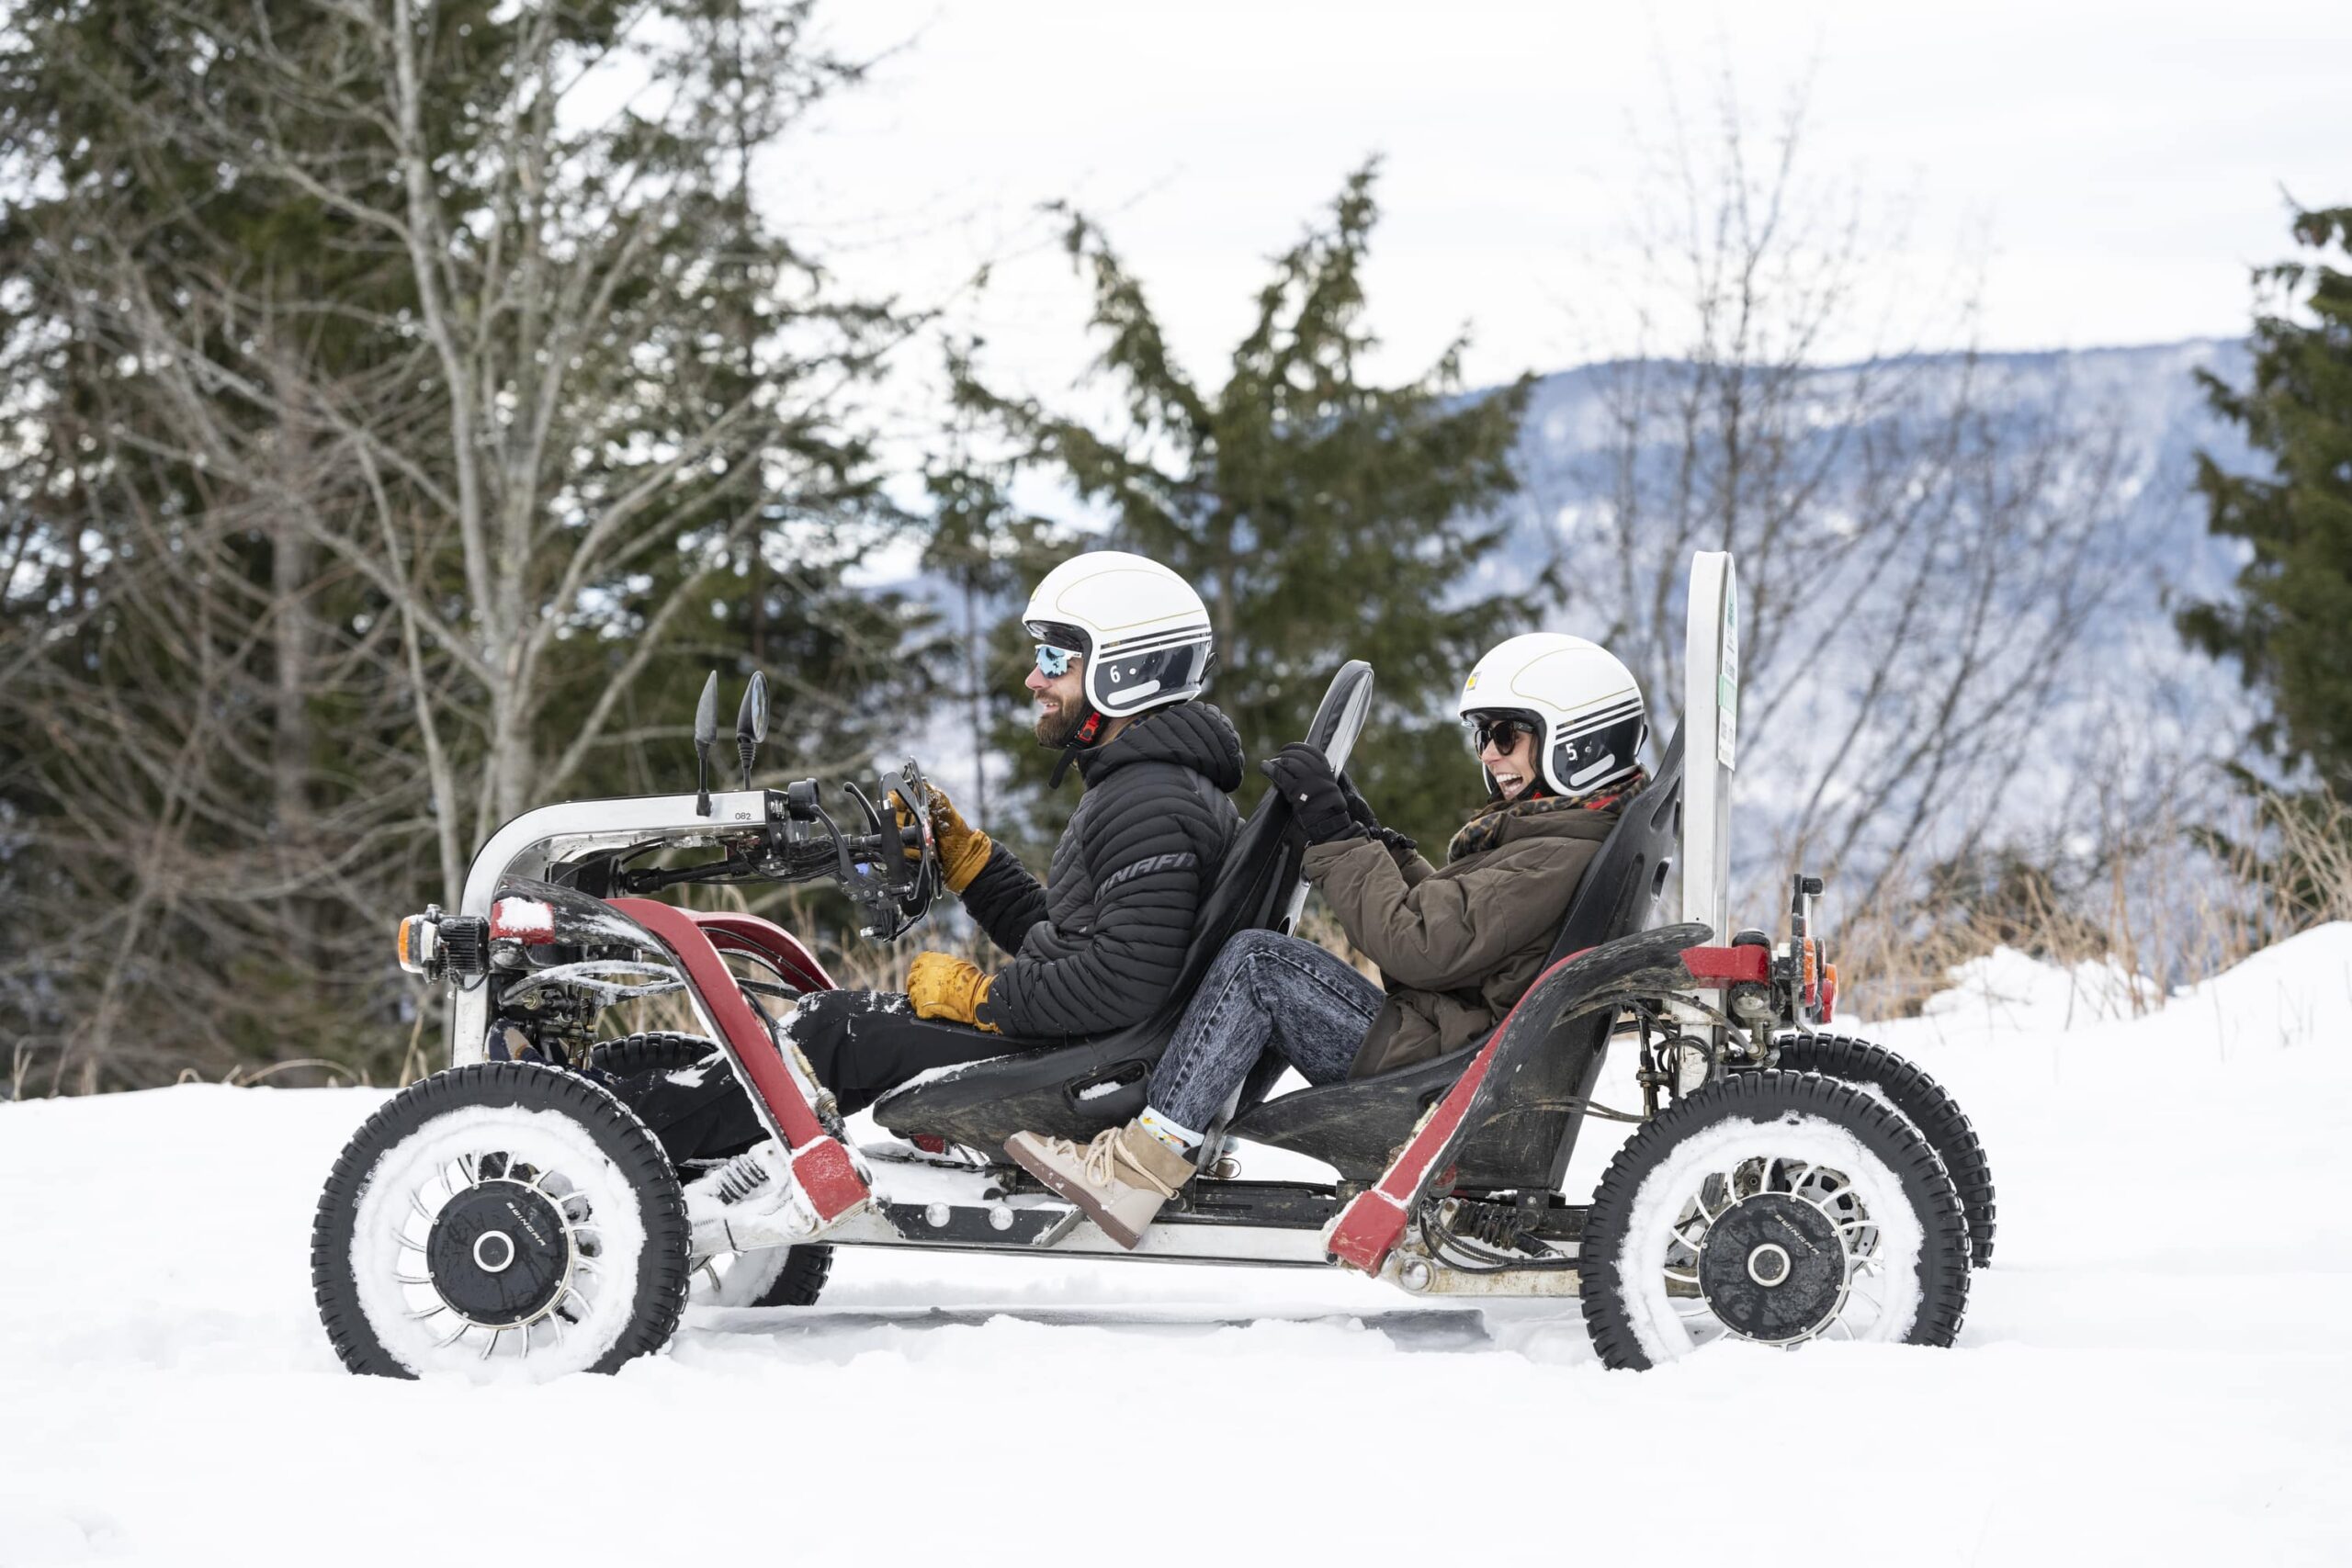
[609, 551, 1242, 1158]
[782, 690, 1241, 1113]
[947, 699, 1243, 1039]
[789, 549, 1243, 1111]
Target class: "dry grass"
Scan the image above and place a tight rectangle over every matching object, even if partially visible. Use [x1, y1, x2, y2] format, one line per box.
[1833, 786, 2352, 1021]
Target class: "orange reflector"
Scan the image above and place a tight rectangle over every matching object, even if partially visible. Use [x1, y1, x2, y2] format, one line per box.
[396, 916, 417, 972]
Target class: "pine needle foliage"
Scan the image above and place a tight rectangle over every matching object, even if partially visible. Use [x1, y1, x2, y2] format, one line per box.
[2182, 203, 2352, 795]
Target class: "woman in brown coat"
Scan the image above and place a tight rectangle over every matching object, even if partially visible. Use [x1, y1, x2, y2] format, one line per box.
[1004, 634, 1651, 1247]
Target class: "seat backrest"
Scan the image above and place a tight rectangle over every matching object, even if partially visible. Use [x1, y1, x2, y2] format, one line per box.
[1103, 659, 1375, 1036]
[1544, 722, 1686, 964]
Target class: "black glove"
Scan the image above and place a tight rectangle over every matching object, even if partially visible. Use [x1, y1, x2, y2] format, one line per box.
[1337, 770, 1379, 830]
[1374, 825, 1419, 859]
[1262, 742, 1361, 845]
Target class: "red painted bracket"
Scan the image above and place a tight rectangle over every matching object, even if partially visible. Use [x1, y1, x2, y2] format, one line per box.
[607, 897, 869, 1222]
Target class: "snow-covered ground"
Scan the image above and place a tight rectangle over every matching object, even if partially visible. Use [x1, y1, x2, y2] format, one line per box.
[5, 931, 2349, 1567]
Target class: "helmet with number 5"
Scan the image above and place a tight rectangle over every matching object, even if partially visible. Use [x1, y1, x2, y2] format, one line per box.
[1023, 550, 1215, 724]
[1457, 634, 1646, 800]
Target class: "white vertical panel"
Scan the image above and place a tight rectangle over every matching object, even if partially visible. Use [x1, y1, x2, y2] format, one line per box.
[1679, 552, 1738, 942]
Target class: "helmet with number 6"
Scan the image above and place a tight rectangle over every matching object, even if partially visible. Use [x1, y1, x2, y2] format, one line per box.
[1023, 550, 1215, 724]
[1457, 634, 1646, 800]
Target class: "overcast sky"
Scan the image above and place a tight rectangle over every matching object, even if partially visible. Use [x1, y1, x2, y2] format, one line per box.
[763, 0, 2346, 417]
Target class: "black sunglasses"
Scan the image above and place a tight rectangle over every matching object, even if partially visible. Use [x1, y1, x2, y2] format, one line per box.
[1464, 713, 1540, 755]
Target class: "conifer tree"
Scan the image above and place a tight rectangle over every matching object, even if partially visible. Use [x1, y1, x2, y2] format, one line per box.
[2181, 204, 2352, 794]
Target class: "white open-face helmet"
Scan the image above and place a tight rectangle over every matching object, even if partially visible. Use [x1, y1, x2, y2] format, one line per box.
[1457, 633, 1647, 799]
[1023, 549, 1215, 721]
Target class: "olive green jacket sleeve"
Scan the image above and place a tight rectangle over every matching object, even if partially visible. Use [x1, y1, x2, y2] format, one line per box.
[1302, 833, 1594, 992]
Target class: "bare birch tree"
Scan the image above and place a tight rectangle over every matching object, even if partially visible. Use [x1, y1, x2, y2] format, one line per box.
[1526, 73, 2142, 933]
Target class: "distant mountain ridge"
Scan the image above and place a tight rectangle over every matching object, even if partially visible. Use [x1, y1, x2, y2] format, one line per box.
[1482, 336, 2256, 916]
[1491, 336, 2247, 604]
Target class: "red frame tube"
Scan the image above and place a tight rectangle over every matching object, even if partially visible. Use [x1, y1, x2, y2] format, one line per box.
[689, 912, 837, 994]
[606, 897, 868, 1222]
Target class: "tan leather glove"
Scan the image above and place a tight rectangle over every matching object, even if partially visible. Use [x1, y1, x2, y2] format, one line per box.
[907, 951, 997, 1032]
[893, 784, 992, 895]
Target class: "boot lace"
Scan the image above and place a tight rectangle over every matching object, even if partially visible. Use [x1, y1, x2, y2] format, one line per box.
[1067, 1128, 1184, 1200]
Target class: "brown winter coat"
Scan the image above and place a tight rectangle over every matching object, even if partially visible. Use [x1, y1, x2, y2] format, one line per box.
[1304, 800, 1619, 1078]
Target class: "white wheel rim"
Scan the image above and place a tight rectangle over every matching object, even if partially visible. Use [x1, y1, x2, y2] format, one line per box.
[350, 1102, 650, 1381]
[1615, 1111, 1925, 1363]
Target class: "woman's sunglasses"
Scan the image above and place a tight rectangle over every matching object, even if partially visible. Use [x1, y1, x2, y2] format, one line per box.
[1034, 643, 1082, 678]
[1465, 714, 1539, 755]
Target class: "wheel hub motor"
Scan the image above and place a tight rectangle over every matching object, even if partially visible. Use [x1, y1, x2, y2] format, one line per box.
[426, 1181, 573, 1326]
[1696, 1192, 1849, 1344]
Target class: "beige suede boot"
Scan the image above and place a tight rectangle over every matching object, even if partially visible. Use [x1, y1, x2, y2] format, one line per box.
[1003, 1122, 1195, 1248]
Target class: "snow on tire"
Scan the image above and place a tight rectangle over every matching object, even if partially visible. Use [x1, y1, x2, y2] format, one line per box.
[1580, 1071, 1970, 1370]
[1773, 1033, 1997, 1268]
[311, 1061, 691, 1380]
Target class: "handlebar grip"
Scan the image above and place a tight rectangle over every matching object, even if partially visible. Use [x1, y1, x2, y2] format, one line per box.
[840, 830, 926, 857]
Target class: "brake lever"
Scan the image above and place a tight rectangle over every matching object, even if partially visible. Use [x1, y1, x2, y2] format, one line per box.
[804, 795, 857, 890]
[842, 780, 885, 839]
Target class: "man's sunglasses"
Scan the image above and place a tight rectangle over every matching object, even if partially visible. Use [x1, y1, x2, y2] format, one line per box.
[1464, 714, 1540, 755]
[1034, 643, 1082, 678]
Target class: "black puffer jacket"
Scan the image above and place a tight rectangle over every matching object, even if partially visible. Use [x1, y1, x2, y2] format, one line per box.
[963, 702, 1245, 1039]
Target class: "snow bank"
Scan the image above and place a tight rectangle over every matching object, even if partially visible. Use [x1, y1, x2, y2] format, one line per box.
[1914, 943, 2156, 1030]
[1872, 918, 2352, 1056]
[3, 931, 2349, 1566]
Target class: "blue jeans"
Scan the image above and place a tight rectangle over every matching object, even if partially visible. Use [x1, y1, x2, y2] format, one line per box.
[1147, 929, 1384, 1131]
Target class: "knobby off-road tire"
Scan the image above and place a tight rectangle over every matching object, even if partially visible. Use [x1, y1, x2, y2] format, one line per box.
[1580, 1070, 1971, 1370]
[1773, 1033, 1996, 1268]
[311, 1061, 691, 1379]
[588, 1031, 739, 1081]
[589, 1032, 831, 1309]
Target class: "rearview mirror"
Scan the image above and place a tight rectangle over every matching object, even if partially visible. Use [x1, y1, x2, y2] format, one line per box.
[693, 671, 718, 816]
[735, 671, 769, 790]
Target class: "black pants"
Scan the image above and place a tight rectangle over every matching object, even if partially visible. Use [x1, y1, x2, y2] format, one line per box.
[609, 989, 1018, 1165]
[783, 988, 1021, 1117]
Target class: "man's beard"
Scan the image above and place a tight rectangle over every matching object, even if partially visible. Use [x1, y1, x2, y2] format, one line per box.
[1034, 700, 1085, 748]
